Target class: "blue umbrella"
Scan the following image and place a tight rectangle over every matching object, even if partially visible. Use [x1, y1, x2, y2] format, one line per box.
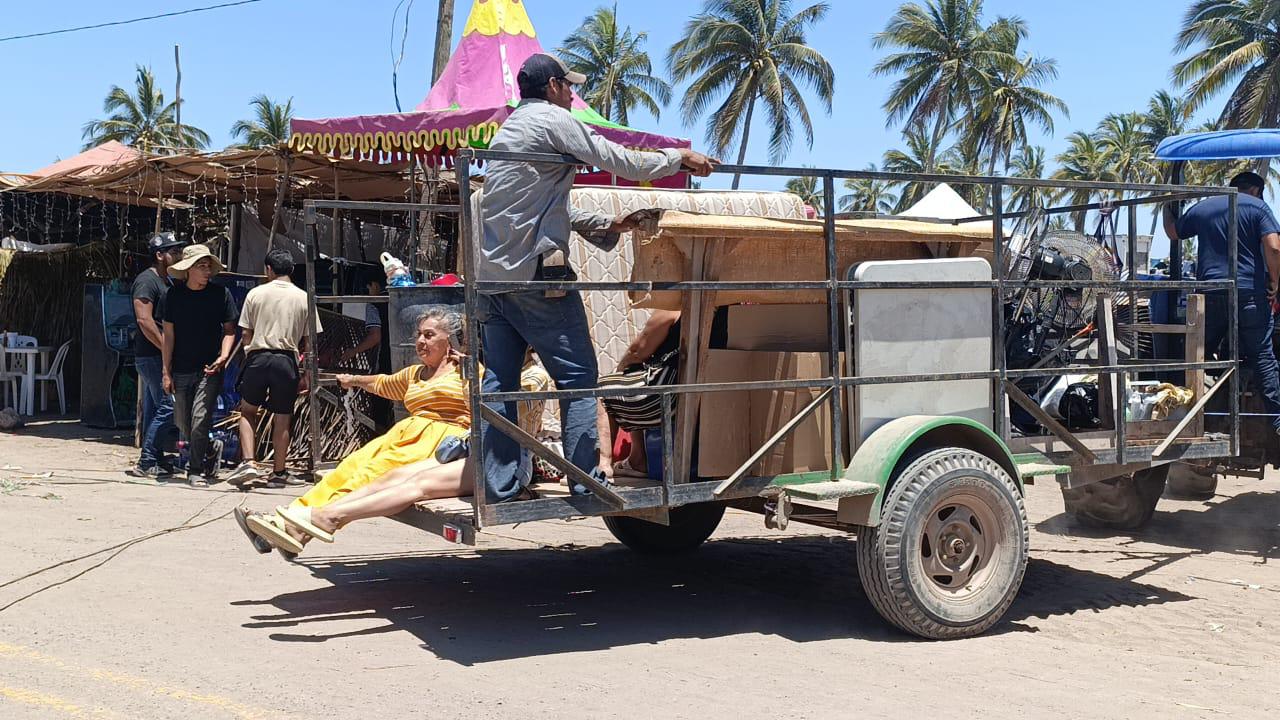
[1155, 129, 1280, 161]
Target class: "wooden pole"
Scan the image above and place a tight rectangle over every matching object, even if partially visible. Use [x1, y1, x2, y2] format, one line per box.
[174, 45, 182, 147]
[432, 0, 455, 83]
[268, 153, 292, 249]
[228, 203, 242, 272]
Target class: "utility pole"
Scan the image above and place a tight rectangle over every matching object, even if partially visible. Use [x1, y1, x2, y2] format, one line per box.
[432, 0, 455, 83]
[174, 45, 182, 149]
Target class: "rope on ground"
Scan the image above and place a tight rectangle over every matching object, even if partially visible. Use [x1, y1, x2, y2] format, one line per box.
[0, 494, 236, 612]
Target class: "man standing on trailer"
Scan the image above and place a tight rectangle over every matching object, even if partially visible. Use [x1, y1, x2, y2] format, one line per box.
[477, 53, 716, 501]
[1164, 170, 1280, 433]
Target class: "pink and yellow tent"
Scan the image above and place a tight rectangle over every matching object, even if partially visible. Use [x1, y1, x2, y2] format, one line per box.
[289, 0, 689, 177]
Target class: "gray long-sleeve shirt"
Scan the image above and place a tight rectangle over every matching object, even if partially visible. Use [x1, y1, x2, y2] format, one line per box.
[477, 98, 683, 290]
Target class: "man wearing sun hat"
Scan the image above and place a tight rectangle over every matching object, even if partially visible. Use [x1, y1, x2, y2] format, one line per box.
[476, 52, 718, 504]
[162, 243, 239, 486]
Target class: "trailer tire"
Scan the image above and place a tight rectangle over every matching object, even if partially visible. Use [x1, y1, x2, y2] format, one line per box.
[856, 447, 1028, 640]
[1164, 463, 1218, 500]
[604, 502, 726, 555]
[1061, 465, 1168, 529]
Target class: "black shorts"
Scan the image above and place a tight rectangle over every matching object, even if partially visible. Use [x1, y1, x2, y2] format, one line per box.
[237, 351, 299, 414]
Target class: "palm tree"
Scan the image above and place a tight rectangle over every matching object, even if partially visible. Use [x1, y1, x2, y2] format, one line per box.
[1007, 144, 1046, 213]
[839, 165, 898, 214]
[1097, 111, 1159, 186]
[881, 127, 960, 211]
[229, 95, 294, 149]
[81, 65, 209, 153]
[1142, 89, 1191, 148]
[558, 4, 671, 125]
[965, 25, 1067, 177]
[669, 0, 836, 188]
[1172, 0, 1280, 173]
[784, 173, 824, 213]
[1051, 130, 1110, 231]
[872, 0, 1013, 162]
[1143, 90, 1192, 231]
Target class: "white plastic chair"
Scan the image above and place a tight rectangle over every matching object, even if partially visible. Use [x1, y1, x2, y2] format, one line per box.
[0, 348, 20, 410]
[34, 340, 71, 415]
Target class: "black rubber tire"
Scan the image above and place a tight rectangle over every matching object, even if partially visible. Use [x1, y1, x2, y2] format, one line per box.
[1164, 463, 1219, 500]
[1061, 465, 1169, 529]
[856, 447, 1029, 640]
[603, 502, 726, 555]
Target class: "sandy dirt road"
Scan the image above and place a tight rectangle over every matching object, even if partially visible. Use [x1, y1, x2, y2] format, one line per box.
[0, 420, 1277, 719]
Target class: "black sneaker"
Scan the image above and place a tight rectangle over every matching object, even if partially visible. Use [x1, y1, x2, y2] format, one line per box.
[125, 465, 164, 481]
[266, 471, 307, 488]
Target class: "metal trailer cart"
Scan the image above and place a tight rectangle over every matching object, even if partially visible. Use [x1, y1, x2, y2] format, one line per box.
[297, 150, 1241, 639]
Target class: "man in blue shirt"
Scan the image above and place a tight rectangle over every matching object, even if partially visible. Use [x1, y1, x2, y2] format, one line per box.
[1164, 171, 1280, 432]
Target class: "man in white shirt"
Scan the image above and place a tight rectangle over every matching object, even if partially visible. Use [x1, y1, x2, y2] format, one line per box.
[227, 249, 321, 488]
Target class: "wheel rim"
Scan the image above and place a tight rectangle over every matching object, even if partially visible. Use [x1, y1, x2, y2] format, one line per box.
[916, 490, 1003, 601]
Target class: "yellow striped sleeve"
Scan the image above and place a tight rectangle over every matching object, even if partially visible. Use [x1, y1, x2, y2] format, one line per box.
[371, 365, 419, 401]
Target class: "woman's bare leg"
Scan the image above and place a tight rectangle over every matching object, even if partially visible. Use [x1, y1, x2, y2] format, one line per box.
[311, 458, 471, 531]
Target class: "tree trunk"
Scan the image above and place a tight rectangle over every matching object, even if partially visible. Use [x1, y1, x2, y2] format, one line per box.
[927, 104, 950, 172]
[432, 0, 456, 83]
[732, 95, 757, 190]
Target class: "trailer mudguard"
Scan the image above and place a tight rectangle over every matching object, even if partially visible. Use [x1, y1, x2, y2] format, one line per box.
[836, 415, 1022, 527]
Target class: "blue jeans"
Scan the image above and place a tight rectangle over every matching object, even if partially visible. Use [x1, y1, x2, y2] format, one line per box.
[478, 290, 599, 501]
[1205, 292, 1280, 430]
[135, 355, 174, 468]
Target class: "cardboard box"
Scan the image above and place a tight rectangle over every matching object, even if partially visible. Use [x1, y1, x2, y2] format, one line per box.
[724, 304, 833, 352]
[697, 350, 836, 477]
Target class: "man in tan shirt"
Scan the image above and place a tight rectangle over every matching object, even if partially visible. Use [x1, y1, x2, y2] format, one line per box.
[227, 249, 322, 489]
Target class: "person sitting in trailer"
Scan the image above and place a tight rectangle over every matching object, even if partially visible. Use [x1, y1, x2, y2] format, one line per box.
[233, 306, 482, 554]
[600, 309, 681, 479]
[233, 348, 554, 558]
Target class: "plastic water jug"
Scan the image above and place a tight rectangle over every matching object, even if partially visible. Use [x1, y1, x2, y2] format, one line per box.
[381, 252, 414, 288]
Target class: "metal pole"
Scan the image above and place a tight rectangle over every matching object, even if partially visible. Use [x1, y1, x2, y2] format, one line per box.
[408, 161, 419, 276]
[821, 173, 844, 479]
[455, 150, 486, 526]
[1116, 204, 1139, 465]
[661, 393, 674, 503]
[1227, 191, 1240, 457]
[991, 182, 1007, 440]
[303, 205, 322, 476]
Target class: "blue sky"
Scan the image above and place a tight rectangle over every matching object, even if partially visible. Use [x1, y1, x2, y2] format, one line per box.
[0, 1, 1222, 256]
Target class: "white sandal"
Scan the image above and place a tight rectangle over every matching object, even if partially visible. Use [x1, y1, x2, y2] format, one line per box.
[276, 505, 335, 543]
[246, 513, 304, 554]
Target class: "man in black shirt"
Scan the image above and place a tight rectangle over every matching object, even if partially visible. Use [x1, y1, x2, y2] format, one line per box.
[162, 244, 238, 486]
[127, 232, 185, 479]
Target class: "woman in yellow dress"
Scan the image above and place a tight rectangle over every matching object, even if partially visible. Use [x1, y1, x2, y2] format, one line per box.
[240, 306, 476, 553]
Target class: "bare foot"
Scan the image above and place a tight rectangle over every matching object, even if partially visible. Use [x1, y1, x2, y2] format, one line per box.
[311, 509, 340, 534]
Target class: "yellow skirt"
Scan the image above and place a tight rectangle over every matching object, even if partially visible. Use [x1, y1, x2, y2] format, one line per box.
[291, 416, 468, 509]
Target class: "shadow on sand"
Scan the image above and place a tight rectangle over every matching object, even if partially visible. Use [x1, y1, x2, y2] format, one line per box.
[6, 417, 135, 447]
[234, 533, 1193, 664]
[1035, 489, 1280, 564]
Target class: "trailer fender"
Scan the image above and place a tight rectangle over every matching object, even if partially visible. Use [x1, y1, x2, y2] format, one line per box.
[837, 415, 1021, 528]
